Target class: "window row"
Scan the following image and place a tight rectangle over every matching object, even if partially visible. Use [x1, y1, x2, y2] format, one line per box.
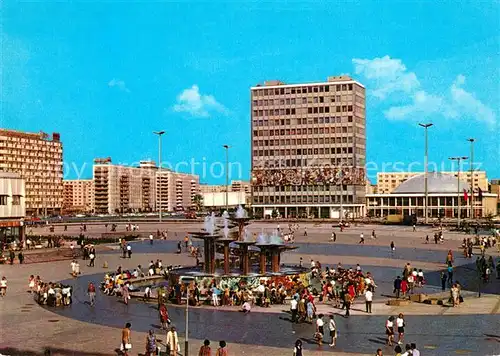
[252, 95, 355, 107]
[253, 147, 355, 156]
[253, 194, 355, 204]
[253, 116, 357, 127]
[253, 126, 354, 136]
[252, 105, 354, 117]
[254, 136, 354, 146]
[253, 83, 355, 97]
[253, 157, 357, 167]
[254, 185, 350, 192]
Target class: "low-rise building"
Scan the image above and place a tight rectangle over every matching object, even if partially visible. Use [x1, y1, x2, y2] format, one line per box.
[367, 172, 497, 219]
[0, 172, 26, 245]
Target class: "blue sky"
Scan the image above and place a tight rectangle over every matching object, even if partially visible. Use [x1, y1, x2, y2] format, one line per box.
[1, 1, 499, 184]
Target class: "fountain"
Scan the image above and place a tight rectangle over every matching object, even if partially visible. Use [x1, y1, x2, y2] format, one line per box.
[170, 208, 309, 289]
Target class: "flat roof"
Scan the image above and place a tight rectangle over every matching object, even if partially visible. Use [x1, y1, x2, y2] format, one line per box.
[251, 79, 365, 90]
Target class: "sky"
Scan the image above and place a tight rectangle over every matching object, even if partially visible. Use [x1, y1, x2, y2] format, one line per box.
[1, 1, 499, 184]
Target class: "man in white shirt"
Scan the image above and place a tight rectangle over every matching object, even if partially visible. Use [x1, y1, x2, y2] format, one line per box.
[290, 298, 298, 323]
[149, 234, 154, 245]
[411, 343, 420, 356]
[364, 288, 373, 313]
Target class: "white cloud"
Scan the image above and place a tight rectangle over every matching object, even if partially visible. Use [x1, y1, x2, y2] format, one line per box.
[353, 55, 420, 99]
[173, 85, 228, 117]
[108, 78, 130, 93]
[353, 56, 497, 126]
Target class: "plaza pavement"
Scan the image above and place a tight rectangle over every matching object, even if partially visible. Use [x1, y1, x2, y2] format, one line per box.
[1, 223, 499, 356]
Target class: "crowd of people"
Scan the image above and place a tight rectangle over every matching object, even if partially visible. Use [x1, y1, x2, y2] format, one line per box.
[29, 275, 73, 307]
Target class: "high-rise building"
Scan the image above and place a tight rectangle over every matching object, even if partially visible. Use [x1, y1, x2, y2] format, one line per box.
[250, 76, 366, 219]
[93, 158, 199, 214]
[377, 171, 488, 194]
[63, 179, 94, 213]
[0, 129, 63, 216]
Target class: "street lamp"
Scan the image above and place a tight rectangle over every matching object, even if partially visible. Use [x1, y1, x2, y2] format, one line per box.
[419, 123, 433, 224]
[449, 156, 468, 228]
[467, 138, 475, 220]
[180, 276, 195, 356]
[153, 131, 165, 222]
[223, 145, 230, 212]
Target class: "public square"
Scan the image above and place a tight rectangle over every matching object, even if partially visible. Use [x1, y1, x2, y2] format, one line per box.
[1, 221, 499, 356]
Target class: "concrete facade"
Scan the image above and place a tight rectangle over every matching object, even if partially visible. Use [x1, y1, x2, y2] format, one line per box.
[93, 158, 199, 214]
[0, 172, 26, 244]
[250, 76, 366, 219]
[0, 129, 63, 216]
[377, 171, 488, 194]
[63, 179, 94, 213]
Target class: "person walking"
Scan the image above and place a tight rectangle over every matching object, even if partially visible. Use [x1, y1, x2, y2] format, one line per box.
[149, 234, 154, 245]
[145, 330, 157, 356]
[396, 313, 405, 345]
[440, 271, 448, 291]
[166, 326, 180, 356]
[89, 249, 95, 267]
[304, 227, 307, 236]
[198, 339, 211, 356]
[127, 244, 132, 258]
[344, 292, 352, 317]
[385, 316, 395, 346]
[159, 303, 171, 330]
[215, 340, 228, 356]
[87, 282, 96, 306]
[18, 251, 24, 264]
[121, 323, 132, 356]
[315, 314, 325, 345]
[331, 231, 336, 242]
[328, 315, 337, 347]
[293, 339, 303, 356]
[365, 287, 373, 313]
[393, 276, 401, 299]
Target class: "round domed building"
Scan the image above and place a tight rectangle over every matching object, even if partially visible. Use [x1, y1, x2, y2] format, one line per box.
[366, 172, 498, 219]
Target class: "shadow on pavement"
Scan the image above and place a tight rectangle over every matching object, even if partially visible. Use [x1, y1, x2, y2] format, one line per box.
[0, 347, 115, 356]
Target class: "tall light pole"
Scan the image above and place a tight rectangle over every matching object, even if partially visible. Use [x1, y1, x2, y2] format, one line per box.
[467, 138, 475, 220]
[180, 276, 194, 356]
[339, 168, 343, 224]
[419, 123, 433, 224]
[449, 156, 468, 228]
[223, 145, 230, 212]
[153, 131, 165, 222]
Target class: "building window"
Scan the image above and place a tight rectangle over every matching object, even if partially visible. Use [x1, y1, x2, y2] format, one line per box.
[0, 195, 7, 205]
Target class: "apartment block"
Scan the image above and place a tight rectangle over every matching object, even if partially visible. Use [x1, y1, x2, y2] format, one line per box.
[0, 172, 26, 244]
[0, 129, 63, 216]
[250, 76, 366, 219]
[377, 171, 488, 194]
[63, 179, 94, 213]
[93, 158, 199, 214]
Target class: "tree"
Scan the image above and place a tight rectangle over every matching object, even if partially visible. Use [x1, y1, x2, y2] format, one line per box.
[192, 194, 204, 212]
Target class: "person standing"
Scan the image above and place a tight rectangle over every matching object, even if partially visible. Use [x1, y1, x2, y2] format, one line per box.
[440, 271, 448, 291]
[18, 251, 24, 264]
[121, 323, 132, 356]
[215, 341, 228, 356]
[410, 343, 420, 356]
[390, 241, 395, 254]
[159, 303, 170, 330]
[331, 232, 336, 242]
[9, 250, 15, 265]
[396, 313, 405, 345]
[149, 234, 154, 245]
[198, 339, 211, 356]
[393, 276, 401, 298]
[0, 277, 7, 297]
[145, 330, 157, 356]
[447, 264, 454, 286]
[328, 315, 337, 347]
[290, 296, 298, 323]
[87, 282, 96, 306]
[365, 287, 373, 313]
[344, 292, 352, 317]
[293, 339, 303, 356]
[127, 244, 132, 258]
[166, 326, 180, 356]
[304, 227, 307, 236]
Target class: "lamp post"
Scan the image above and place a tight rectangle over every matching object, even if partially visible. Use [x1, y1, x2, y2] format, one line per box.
[223, 145, 230, 212]
[339, 167, 343, 224]
[180, 276, 195, 356]
[419, 123, 433, 224]
[153, 131, 165, 222]
[449, 156, 468, 228]
[467, 138, 475, 220]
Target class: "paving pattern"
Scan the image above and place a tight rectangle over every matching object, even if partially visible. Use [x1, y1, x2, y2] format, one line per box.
[1, 222, 499, 356]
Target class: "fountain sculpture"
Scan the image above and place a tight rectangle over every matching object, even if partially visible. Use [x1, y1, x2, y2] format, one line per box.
[170, 206, 308, 289]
